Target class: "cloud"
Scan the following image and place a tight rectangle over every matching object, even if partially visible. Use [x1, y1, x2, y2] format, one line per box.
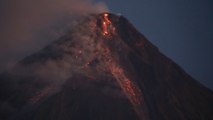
[0, 0, 108, 72]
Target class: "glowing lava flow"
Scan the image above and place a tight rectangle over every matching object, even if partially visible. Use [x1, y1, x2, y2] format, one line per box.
[30, 85, 54, 104]
[109, 65, 142, 105]
[102, 13, 112, 35]
[100, 45, 149, 120]
[103, 13, 111, 24]
[106, 57, 149, 120]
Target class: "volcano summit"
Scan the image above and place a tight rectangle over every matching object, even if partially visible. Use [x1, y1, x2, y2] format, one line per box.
[0, 13, 213, 120]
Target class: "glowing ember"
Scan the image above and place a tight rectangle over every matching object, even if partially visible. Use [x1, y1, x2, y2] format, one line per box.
[104, 13, 108, 17]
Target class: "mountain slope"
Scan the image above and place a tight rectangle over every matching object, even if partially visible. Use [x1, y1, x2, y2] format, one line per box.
[0, 13, 213, 120]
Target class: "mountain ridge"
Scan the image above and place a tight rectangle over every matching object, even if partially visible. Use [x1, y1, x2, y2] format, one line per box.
[0, 13, 213, 120]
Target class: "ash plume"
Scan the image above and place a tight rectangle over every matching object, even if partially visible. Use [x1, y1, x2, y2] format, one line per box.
[0, 0, 108, 72]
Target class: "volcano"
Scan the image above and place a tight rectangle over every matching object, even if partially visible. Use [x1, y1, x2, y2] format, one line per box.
[0, 13, 213, 120]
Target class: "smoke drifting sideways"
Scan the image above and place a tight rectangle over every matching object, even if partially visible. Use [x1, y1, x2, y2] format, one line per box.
[0, 0, 108, 72]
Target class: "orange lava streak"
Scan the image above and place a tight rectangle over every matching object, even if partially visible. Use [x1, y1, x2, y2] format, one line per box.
[30, 85, 53, 104]
[103, 13, 111, 24]
[102, 21, 108, 35]
[100, 44, 149, 119]
[102, 13, 111, 35]
[101, 45, 142, 105]
[124, 79, 142, 105]
[109, 65, 142, 105]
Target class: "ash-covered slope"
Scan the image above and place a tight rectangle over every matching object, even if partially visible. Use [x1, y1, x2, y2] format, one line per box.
[0, 13, 213, 120]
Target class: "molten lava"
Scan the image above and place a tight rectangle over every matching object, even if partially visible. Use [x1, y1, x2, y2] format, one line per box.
[102, 13, 112, 35]
[103, 13, 111, 24]
[30, 85, 53, 104]
[101, 46, 149, 119]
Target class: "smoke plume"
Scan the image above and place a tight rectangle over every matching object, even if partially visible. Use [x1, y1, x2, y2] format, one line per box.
[0, 0, 108, 72]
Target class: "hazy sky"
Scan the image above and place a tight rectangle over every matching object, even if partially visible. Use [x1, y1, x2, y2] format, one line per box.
[97, 0, 213, 89]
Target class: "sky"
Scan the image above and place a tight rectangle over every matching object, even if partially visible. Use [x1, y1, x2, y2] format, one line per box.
[96, 0, 213, 90]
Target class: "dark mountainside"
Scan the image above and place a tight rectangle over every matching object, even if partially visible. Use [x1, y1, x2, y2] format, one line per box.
[0, 13, 213, 120]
